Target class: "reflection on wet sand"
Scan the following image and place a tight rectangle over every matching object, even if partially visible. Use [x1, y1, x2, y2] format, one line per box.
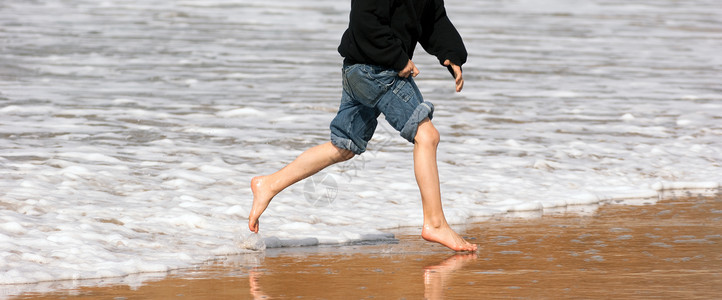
[244, 251, 478, 300]
[424, 253, 478, 300]
[248, 269, 269, 300]
[14, 194, 722, 299]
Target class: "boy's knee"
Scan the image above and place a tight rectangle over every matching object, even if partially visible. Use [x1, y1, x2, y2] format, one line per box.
[334, 148, 355, 163]
[414, 123, 440, 147]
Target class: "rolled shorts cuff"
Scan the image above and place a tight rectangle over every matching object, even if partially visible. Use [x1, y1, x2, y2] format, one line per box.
[330, 132, 366, 155]
[400, 101, 434, 143]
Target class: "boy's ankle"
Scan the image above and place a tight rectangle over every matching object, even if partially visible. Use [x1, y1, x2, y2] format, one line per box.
[423, 219, 447, 230]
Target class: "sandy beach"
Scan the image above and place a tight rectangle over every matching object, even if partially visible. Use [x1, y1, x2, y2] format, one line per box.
[12, 192, 721, 299]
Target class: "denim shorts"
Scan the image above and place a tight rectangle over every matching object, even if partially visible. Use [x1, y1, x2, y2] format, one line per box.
[330, 63, 434, 154]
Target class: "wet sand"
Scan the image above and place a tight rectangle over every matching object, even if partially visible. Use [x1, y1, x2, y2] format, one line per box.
[15, 193, 722, 299]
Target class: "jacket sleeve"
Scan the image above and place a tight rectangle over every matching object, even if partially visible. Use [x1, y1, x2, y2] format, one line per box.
[349, 0, 409, 71]
[419, 0, 467, 74]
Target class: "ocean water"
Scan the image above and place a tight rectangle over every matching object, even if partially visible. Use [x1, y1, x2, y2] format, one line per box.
[1, 0, 721, 295]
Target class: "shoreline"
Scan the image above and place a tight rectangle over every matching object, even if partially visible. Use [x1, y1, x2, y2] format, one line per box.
[11, 191, 722, 299]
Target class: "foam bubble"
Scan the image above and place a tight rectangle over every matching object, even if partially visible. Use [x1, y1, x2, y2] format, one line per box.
[236, 233, 267, 251]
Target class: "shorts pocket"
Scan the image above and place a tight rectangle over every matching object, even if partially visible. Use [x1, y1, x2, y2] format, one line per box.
[392, 79, 413, 102]
[344, 65, 397, 107]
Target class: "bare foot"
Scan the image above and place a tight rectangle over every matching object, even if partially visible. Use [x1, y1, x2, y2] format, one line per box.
[421, 224, 478, 252]
[249, 176, 274, 233]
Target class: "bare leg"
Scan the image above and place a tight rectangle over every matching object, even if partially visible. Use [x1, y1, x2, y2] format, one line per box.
[249, 142, 354, 232]
[414, 119, 478, 252]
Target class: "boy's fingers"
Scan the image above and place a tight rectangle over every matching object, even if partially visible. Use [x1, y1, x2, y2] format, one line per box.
[445, 60, 464, 92]
[453, 64, 463, 92]
[400, 60, 418, 78]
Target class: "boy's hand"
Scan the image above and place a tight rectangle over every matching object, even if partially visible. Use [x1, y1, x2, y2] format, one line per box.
[399, 59, 419, 78]
[444, 59, 464, 92]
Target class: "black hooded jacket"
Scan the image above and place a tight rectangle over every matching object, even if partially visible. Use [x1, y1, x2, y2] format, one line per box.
[338, 0, 467, 75]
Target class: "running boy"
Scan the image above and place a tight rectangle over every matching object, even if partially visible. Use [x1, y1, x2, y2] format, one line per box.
[249, 0, 477, 252]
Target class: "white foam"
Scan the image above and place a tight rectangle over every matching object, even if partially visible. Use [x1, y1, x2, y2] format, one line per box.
[216, 108, 266, 118]
[652, 182, 720, 191]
